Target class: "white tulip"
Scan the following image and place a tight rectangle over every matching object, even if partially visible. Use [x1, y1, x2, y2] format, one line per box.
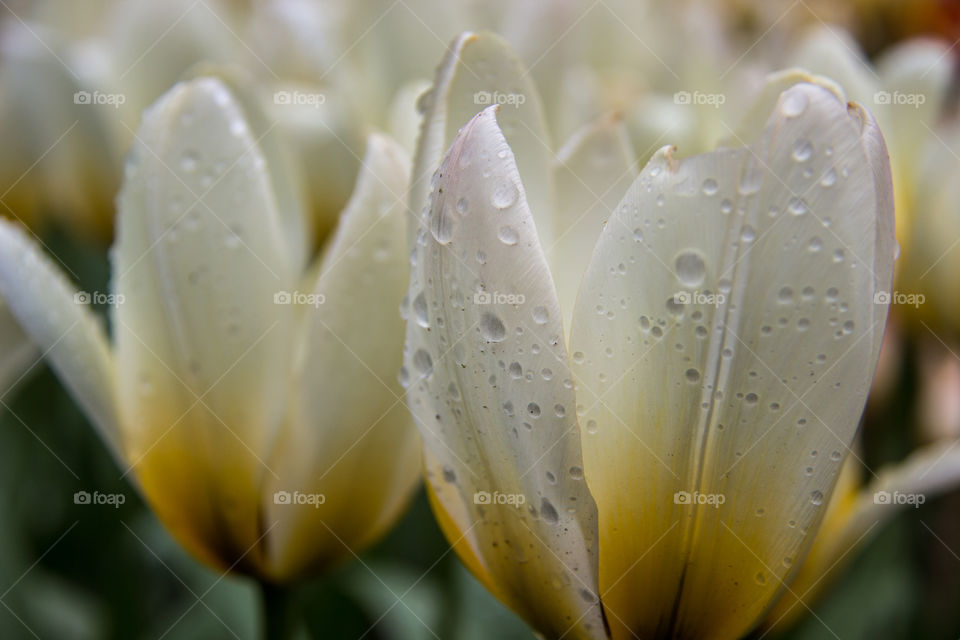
[0, 75, 420, 582]
[403, 33, 895, 640]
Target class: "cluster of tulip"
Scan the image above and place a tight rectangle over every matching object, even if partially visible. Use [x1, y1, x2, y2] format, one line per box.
[2, 1, 960, 638]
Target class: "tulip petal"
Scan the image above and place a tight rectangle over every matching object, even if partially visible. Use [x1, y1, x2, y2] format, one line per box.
[410, 32, 554, 251]
[875, 38, 954, 170]
[0, 300, 38, 400]
[113, 77, 297, 570]
[569, 80, 894, 639]
[553, 115, 636, 332]
[788, 27, 879, 107]
[405, 106, 605, 639]
[261, 134, 421, 582]
[0, 221, 122, 461]
[763, 439, 960, 632]
[184, 65, 312, 275]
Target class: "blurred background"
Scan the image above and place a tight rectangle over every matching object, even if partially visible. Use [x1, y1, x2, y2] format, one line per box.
[2, 0, 960, 638]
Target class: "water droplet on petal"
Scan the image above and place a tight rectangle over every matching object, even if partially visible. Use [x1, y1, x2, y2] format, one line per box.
[498, 225, 518, 245]
[781, 90, 808, 117]
[788, 197, 808, 216]
[820, 168, 837, 187]
[674, 251, 706, 287]
[792, 139, 813, 162]
[480, 312, 507, 342]
[180, 150, 199, 172]
[491, 179, 519, 209]
[413, 292, 429, 328]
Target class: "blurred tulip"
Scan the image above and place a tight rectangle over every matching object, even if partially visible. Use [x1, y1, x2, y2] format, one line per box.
[0, 75, 420, 583]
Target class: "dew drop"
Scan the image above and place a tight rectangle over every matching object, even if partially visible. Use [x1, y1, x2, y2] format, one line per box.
[498, 225, 518, 245]
[180, 150, 199, 172]
[788, 197, 808, 216]
[540, 498, 559, 524]
[780, 90, 808, 117]
[413, 349, 433, 375]
[533, 306, 549, 324]
[684, 368, 701, 383]
[491, 179, 519, 209]
[674, 251, 706, 287]
[702, 178, 719, 195]
[480, 313, 507, 342]
[739, 169, 763, 195]
[820, 168, 837, 187]
[430, 206, 455, 244]
[792, 139, 813, 162]
[810, 490, 824, 506]
[413, 292, 429, 328]
[456, 197, 469, 215]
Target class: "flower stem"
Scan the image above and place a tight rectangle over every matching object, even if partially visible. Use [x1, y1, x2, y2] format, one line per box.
[260, 581, 304, 640]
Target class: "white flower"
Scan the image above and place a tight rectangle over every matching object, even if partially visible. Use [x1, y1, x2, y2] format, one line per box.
[0, 75, 420, 582]
[402, 33, 895, 639]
